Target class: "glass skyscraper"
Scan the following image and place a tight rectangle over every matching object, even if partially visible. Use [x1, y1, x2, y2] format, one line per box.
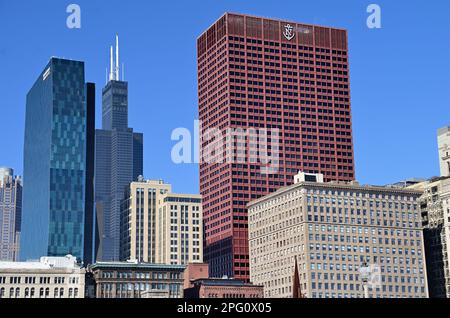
[21, 58, 95, 264]
[95, 39, 143, 261]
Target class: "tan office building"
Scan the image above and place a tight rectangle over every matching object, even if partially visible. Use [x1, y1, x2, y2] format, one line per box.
[248, 172, 428, 298]
[0, 255, 85, 298]
[120, 178, 203, 265]
[409, 177, 450, 298]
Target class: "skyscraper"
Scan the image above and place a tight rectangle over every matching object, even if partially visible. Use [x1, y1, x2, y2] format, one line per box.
[95, 36, 144, 262]
[0, 167, 22, 261]
[197, 13, 355, 280]
[21, 58, 95, 264]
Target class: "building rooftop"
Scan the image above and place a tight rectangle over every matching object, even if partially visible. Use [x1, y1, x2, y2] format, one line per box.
[438, 126, 450, 135]
[190, 278, 263, 288]
[198, 12, 347, 39]
[90, 261, 186, 271]
[247, 177, 424, 208]
[0, 255, 80, 270]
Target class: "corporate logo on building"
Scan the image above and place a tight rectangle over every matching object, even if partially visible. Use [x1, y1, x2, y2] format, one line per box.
[42, 67, 51, 81]
[283, 24, 295, 41]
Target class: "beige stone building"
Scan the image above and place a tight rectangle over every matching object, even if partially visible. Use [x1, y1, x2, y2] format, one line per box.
[438, 126, 450, 178]
[120, 178, 203, 265]
[0, 255, 85, 298]
[248, 172, 428, 298]
[408, 177, 450, 297]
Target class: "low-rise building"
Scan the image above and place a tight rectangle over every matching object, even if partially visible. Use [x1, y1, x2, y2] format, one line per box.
[248, 171, 428, 298]
[184, 278, 264, 298]
[0, 255, 85, 298]
[183, 263, 264, 298]
[88, 261, 185, 298]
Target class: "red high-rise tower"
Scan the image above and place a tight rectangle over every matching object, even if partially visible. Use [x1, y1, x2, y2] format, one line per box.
[198, 13, 355, 281]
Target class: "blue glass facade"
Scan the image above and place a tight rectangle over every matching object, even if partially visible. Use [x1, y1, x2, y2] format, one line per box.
[21, 58, 94, 263]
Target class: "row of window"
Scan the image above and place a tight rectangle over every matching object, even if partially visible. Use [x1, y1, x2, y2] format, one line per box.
[0, 287, 79, 298]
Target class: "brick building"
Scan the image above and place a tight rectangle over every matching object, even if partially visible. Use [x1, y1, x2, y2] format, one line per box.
[183, 263, 264, 298]
[198, 13, 355, 281]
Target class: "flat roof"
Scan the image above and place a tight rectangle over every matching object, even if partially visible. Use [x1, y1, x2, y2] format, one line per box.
[247, 180, 424, 208]
[90, 262, 186, 271]
[191, 278, 263, 288]
[198, 12, 347, 39]
[438, 126, 450, 135]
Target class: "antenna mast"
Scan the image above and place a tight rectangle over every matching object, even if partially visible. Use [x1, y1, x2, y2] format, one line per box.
[109, 46, 114, 81]
[115, 34, 119, 81]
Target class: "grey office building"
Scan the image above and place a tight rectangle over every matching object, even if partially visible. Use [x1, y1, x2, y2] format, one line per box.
[95, 36, 143, 261]
[0, 168, 22, 261]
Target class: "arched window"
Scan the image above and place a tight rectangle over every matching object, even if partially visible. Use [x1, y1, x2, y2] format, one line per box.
[0, 287, 4, 298]
[45, 288, 50, 298]
[25, 288, 30, 298]
[59, 288, 64, 298]
[30, 287, 35, 298]
[15, 288, 20, 298]
[54, 288, 58, 298]
[74, 288, 79, 298]
[9, 287, 14, 298]
[39, 288, 44, 298]
[69, 288, 73, 298]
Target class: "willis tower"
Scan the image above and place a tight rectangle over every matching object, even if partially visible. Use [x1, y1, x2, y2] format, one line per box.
[95, 35, 143, 261]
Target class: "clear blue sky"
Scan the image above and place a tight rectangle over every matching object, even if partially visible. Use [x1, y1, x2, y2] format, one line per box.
[0, 0, 449, 194]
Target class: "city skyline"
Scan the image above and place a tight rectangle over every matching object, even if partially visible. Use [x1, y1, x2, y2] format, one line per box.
[1, 1, 450, 301]
[1, 0, 449, 196]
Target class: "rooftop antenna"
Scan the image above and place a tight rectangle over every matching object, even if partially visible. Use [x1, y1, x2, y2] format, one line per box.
[109, 45, 114, 81]
[115, 34, 119, 81]
[122, 63, 125, 81]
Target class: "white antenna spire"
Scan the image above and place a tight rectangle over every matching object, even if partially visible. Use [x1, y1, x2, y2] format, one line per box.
[109, 45, 114, 81]
[115, 34, 119, 81]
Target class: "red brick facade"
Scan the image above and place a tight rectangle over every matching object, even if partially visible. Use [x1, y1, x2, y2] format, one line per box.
[198, 13, 355, 281]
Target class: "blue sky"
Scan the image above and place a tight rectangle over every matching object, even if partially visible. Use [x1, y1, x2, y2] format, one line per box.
[0, 0, 449, 194]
